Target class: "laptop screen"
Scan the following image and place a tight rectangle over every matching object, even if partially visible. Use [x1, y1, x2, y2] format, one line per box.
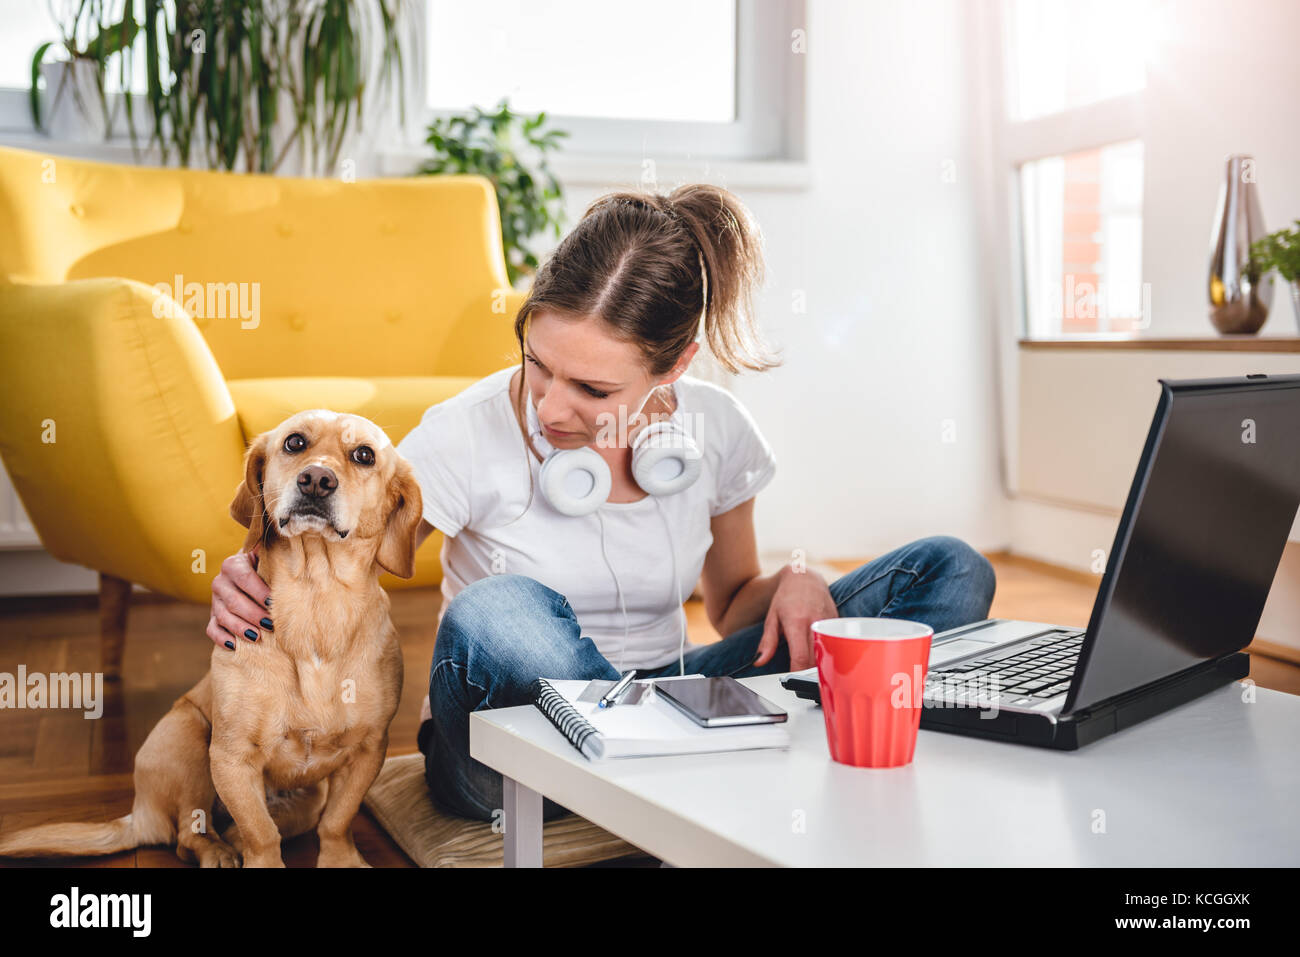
[1066, 375, 1300, 714]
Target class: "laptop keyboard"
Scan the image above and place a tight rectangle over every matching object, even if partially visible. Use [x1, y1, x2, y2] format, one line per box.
[924, 630, 1085, 707]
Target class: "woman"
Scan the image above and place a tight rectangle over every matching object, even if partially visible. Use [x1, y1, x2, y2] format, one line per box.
[208, 184, 997, 823]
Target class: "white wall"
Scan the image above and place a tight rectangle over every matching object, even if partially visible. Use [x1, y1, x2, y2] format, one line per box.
[747, 0, 1008, 561]
[563, 0, 1010, 564]
[1141, 0, 1300, 336]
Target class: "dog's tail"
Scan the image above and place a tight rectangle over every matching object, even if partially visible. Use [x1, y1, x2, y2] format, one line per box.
[0, 806, 172, 858]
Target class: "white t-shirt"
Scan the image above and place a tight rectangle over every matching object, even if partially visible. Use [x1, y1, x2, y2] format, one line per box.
[396, 365, 777, 671]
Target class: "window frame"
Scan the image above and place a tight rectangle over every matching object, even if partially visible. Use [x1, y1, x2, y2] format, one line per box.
[0, 0, 808, 169]
[993, 0, 1148, 340]
[417, 0, 806, 162]
[969, 0, 1153, 500]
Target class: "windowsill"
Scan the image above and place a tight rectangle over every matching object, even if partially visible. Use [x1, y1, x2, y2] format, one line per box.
[376, 146, 812, 191]
[0, 131, 152, 162]
[1019, 335, 1300, 352]
[0, 131, 812, 191]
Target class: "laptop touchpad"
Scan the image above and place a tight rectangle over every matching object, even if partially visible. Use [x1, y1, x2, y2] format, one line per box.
[930, 637, 997, 664]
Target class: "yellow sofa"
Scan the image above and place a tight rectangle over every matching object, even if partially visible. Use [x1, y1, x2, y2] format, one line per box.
[0, 145, 522, 673]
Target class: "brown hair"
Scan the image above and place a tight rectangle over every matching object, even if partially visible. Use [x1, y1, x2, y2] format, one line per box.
[510, 183, 780, 462]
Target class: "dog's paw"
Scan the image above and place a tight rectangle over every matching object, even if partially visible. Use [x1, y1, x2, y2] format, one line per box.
[242, 852, 286, 868]
[198, 844, 242, 869]
[317, 846, 370, 868]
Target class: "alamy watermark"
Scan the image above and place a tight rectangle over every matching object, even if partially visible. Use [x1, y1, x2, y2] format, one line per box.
[891, 665, 1009, 719]
[152, 274, 260, 329]
[1038, 275, 1153, 330]
[593, 406, 704, 452]
[0, 666, 104, 719]
[49, 886, 150, 936]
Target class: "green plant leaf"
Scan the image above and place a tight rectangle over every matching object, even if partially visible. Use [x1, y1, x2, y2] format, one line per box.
[419, 99, 569, 286]
[1249, 226, 1300, 283]
[29, 41, 55, 131]
[97, 15, 140, 58]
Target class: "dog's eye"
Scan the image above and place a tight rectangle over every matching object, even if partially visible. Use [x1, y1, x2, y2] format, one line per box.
[284, 433, 307, 453]
[352, 446, 375, 467]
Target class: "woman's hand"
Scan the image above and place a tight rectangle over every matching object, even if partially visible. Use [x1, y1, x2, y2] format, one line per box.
[754, 564, 839, 671]
[206, 550, 272, 650]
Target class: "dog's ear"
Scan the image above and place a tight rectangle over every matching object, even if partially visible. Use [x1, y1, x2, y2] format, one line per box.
[376, 457, 424, 579]
[230, 432, 274, 552]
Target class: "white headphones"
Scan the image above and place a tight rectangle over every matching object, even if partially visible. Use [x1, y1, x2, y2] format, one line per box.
[537, 419, 703, 516]
[526, 388, 701, 675]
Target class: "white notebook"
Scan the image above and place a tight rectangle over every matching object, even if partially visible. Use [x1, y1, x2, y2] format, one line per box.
[531, 676, 790, 761]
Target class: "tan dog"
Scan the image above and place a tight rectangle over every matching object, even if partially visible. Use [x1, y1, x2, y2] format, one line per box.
[0, 410, 422, 867]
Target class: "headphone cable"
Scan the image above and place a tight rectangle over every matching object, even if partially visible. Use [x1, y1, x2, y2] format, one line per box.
[596, 508, 630, 674]
[654, 496, 687, 676]
[597, 501, 686, 678]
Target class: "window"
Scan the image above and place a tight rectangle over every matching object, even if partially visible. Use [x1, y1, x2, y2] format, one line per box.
[0, 5, 54, 91]
[428, 0, 736, 123]
[424, 0, 803, 160]
[1002, 0, 1153, 336]
[0, 4, 150, 132]
[1021, 140, 1145, 334]
[2, 2, 805, 165]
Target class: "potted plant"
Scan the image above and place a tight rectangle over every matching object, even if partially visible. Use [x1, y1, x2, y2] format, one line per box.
[418, 98, 568, 288]
[138, 0, 410, 174]
[1247, 222, 1300, 333]
[30, 0, 411, 175]
[29, 1, 139, 142]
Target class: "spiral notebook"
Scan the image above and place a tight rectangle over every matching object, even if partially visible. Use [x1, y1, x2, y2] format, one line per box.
[530, 677, 790, 761]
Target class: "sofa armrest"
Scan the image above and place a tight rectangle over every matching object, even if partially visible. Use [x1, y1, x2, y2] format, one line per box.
[0, 278, 247, 603]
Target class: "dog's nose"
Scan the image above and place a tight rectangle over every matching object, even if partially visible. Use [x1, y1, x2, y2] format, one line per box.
[297, 465, 337, 499]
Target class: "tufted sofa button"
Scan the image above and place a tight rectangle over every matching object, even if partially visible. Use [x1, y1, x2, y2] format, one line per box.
[384, 309, 401, 324]
[380, 221, 396, 235]
[287, 311, 305, 330]
[69, 203, 85, 218]
[276, 223, 293, 237]
[177, 221, 192, 235]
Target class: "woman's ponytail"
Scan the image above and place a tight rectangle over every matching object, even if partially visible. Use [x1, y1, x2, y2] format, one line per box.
[663, 183, 778, 374]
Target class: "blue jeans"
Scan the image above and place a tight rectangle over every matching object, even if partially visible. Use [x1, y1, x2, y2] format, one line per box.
[421, 535, 996, 822]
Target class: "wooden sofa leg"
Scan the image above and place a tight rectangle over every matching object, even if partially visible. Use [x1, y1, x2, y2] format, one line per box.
[99, 572, 131, 680]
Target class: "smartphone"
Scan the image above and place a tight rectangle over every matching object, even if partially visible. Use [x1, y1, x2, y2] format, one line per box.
[653, 676, 788, 727]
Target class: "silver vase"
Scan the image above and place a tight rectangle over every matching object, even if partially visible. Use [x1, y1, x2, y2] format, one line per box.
[1208, 154, 1273, 334]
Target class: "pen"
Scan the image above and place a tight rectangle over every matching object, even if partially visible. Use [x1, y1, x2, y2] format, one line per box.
[597, 669, 638, 709]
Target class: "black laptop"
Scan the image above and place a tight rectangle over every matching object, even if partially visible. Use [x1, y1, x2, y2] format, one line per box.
[781, 373, 1300, 749]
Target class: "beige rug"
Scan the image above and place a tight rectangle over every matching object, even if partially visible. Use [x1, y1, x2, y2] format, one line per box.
[362, 752, 650, 867]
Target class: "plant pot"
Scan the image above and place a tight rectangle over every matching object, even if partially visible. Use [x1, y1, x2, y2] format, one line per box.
[1292, 280, 1300, 335]
[39, 59, 109, 143]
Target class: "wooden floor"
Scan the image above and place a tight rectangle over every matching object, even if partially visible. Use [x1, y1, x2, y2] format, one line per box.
[0, 551, 1296, 868]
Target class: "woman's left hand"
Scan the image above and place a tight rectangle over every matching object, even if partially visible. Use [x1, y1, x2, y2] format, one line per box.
[755, 564, 840, 671]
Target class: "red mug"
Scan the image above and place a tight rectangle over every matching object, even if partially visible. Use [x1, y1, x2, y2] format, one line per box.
[811, 617, 934, 768]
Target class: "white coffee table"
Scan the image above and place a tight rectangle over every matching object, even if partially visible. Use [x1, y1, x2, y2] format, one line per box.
[469, 673, 1300, 867]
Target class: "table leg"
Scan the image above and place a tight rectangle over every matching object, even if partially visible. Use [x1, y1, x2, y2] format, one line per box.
[502, 775, 543, 868]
